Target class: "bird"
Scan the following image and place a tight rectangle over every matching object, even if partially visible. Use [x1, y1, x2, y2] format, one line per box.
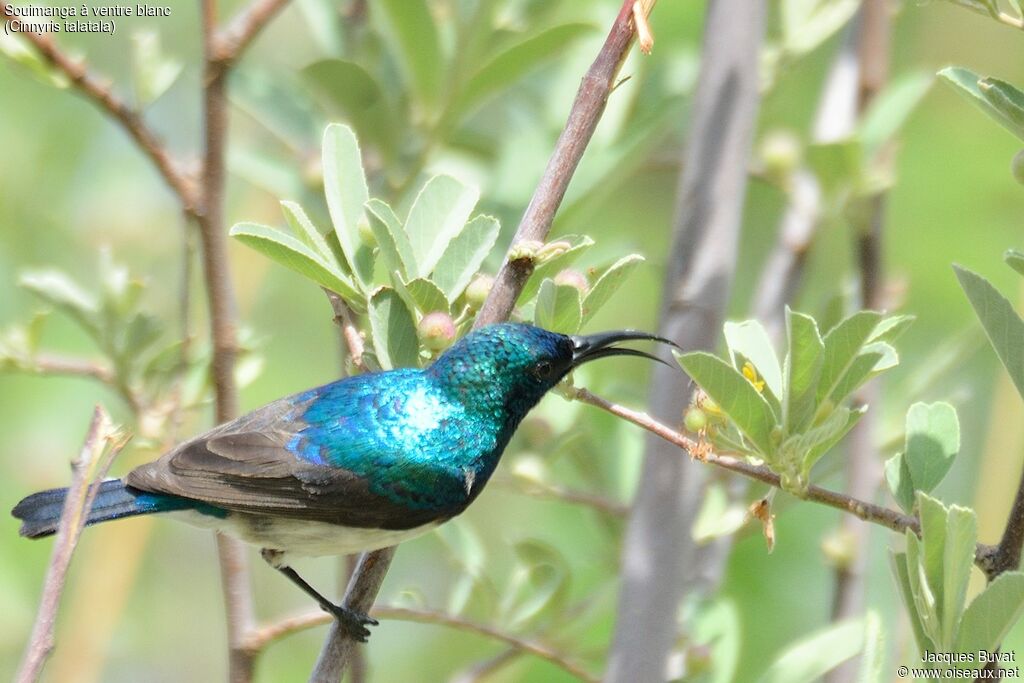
[12, 322, 676, 641]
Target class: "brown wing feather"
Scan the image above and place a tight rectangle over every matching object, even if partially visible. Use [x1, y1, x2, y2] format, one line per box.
[126, 430, 452, 530]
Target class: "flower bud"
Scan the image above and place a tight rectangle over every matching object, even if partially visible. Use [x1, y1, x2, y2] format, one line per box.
[418, 311, 456, 351]
[759, 129, 801, 180]
[684, 406, 708, 434]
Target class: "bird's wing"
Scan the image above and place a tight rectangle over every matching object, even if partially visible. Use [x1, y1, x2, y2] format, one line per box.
[126, 428, 458, 530]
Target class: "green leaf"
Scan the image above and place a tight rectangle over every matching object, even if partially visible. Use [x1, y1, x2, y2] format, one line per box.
[784, 309, 825, 432]
[301, 59, 394, 153]
[885, 452, 916, 513]
[955, 572, 1024, 655]
[405, 176, 480, 278]
[121, 313, 163, 360]
[0, 34, 69, 88]
[281, 200, 335, 264]
[756, 618, 865, 683]
[19, 270, 100, 336]
[904, 402, 960, 497]
[724, 320, 783, 398]
[375, 0, 442, 110]
[817, 311, 883, 402]
[692, 482, 748, 543]
[534, 280, 583, 335]
[432, 215, 500, 302]
[891, 547, 936, 654]
[954, 265, 1024, 401]
[918, 493, 948, 640]
[518, 235, 595, 303]
[366, 198, 415, 279]
[859, 72, 933, 158]
[501, 541, 569, 630]
[131, 31, 183, 108]
[368, 288, 420, 369]
[676, 351, 778, 457]
[939, 67, 1024, 142]
[405, 278, 450, 315]
[868, 314, 915, 344]
[322, 124, 371, 285]
[229, 222, 362, 304]
[858, 611, 885, 683]
[581, 255, 644, 325]
[785, 405, 863, 476]
[780, 0, 860, 58]
[906, 531, 941, 646]
[942, 505, 977, 650]
[1006, 249, 1024, 277]
[827, 344, 893, 403]
[452, 23, 596, 120]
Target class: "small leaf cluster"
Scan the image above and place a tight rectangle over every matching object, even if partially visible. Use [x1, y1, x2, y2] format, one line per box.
[941, 67, 1024, 146]
[892, 493, 1024, 671]
[677, 308, 911, 495]
[230, 123, 645, 369]
[0, 251, 245, 427]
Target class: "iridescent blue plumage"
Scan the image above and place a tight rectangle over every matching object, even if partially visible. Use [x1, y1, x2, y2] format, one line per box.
[12, 322, 674, 640]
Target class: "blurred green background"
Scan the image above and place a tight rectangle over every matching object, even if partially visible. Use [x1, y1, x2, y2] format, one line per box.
[2, 1, 1024, 681]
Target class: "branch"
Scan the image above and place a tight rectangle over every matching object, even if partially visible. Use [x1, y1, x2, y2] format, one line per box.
[0, 1, 198, 213]
[16, 406, 127, 683]
[473, 0, 656, 327]
[498, 476, 629, 517]
[607, 2, 766, 680]
[323, 289, 368, 373]
[310, 547, 396, 682]
[211, 0, 292, 73]
[571, 388, 1001, 566]
[247, 605, 596, 682]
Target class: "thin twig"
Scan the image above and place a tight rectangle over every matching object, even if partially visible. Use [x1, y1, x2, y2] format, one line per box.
[499, 477, 629, 517]
[311, 547, 397, 682]
[323, 289, 368, 373]
[211, 0, 292, 72]
[473, 0, 656, 328]
[0, 0, 198, 212]
[16, 406, 127, 683]
[451, 648, 522, 683]
[571, 388, 1002, 568]
[248, 605, 596, 682]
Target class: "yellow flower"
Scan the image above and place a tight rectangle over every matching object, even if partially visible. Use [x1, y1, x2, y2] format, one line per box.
[742, 361, 765, 393]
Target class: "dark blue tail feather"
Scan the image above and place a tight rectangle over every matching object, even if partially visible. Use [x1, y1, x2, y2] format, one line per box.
[12, 479, 196, 538]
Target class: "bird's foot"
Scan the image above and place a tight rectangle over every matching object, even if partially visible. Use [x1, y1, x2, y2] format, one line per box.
[322, 602, 378, 643]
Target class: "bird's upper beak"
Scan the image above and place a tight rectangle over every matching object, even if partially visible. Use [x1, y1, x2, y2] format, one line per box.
[569, 330, 681, 368]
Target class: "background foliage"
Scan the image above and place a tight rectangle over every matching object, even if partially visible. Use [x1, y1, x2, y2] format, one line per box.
[3, 0, 1024, 681]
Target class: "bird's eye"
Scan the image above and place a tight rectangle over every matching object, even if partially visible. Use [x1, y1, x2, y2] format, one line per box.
[532, 360, 554, 380]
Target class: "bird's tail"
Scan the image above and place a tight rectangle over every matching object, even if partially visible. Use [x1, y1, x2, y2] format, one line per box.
[12, 479, 194, 539]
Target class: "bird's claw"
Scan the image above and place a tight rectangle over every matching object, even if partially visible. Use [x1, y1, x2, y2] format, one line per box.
[322, 603, 378, 642]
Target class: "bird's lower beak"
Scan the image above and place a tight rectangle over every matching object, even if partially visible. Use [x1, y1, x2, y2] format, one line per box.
[569, 330, 681, 368]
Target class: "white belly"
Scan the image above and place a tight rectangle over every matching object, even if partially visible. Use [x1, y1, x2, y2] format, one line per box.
[172, 509, 438, 558]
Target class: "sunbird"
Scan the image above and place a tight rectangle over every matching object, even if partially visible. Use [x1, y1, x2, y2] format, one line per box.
[13, 323, 675, 640]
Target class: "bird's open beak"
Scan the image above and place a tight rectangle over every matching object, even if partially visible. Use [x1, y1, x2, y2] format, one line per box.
[569, 330, 681, 368]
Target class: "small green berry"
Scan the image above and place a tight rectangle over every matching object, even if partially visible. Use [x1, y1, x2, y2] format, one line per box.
[684, 407, 708, 433]
[759, 129, 801, 180]
[465, 274, 494, 308]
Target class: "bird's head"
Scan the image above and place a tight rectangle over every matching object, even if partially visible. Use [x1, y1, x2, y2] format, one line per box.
[427, 322, 677, 421]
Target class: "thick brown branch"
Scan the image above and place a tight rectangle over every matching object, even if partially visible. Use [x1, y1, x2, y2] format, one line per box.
[473, 0, 655, 327]
[16, 407, 126, 683]
[0, 2, 198, 213]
